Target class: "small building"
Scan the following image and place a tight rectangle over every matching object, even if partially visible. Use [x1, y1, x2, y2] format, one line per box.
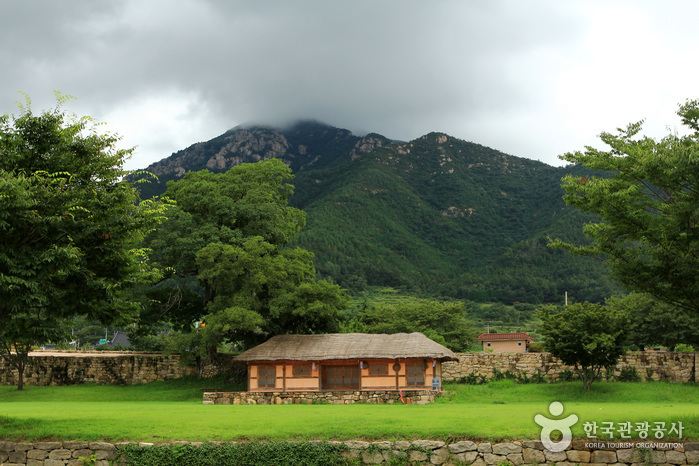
[107, 331, 132, 349]
[477, 332, 534, 353]
[233, 332, 457, 392]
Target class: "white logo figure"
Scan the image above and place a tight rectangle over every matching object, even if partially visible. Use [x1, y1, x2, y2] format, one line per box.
[534, 401, 578, 452]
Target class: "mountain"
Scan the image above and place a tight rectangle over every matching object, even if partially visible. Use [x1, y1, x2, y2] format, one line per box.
[136, 120, 390, 199]
[137, 121, 620, 304]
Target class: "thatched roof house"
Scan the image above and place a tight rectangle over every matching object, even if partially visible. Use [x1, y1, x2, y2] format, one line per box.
[235, 332, 457, 362]
[235, 332, 456, 392]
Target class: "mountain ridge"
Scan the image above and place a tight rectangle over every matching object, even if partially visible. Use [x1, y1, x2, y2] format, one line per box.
[136, 121, 619, 303]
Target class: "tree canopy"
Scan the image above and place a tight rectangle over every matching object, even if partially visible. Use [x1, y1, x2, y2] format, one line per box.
[348, 298, 477, 352]
[537, 302, 628, 390]
[552, 99, 699, 314]
[0, 95, 169, 388]
[606, 293, 699, 351]
[144, 159, 348, 368]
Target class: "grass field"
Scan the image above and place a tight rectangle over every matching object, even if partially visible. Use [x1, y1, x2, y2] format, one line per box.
[0, 377, 697, 443]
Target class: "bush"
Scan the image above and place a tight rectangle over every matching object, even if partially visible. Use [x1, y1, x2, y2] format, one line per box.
[558, 369, 578, 382]
[675, 343, 695, 352]
[526, 342, 545, 353]
[618, 366, 641, 382]
[120, 442, 350, 466]
[457, 374, 487, 385]
[529, 370, 547, 384]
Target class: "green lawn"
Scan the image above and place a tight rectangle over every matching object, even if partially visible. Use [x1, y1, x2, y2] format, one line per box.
[0, 378, 697, 442]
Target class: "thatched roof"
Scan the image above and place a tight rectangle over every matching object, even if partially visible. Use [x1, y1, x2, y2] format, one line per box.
[234, 332, 458, 362]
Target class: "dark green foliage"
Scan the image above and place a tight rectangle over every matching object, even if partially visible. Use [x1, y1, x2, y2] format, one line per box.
[119, 442, 350, 466]
[606, 293, 699, 350]
[136, 123, 621, 304]
[558, 369, 578, 382]
[618, 366, 642, 382]
[457, 374, 488, 385]
[0, 95, 170, 389]
[553, 100, 699, 314]
[527, 342, 545, 353]
[538, 303, 629, 390]
[348, 298, 477, 352]
[144, 159, 348, 369]
[291, 133, 620, 302]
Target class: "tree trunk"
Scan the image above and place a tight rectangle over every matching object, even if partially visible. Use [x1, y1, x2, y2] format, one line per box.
[17, 361, 25, 391]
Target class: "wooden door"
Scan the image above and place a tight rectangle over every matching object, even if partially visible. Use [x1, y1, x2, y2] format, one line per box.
[321, 365, 359, 390]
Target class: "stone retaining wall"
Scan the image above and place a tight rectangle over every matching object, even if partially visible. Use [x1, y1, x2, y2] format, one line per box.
[1, 351, 695, 387]
[0, 352, 193, 386]
[443, 352, 697, 383]
[203, 389, 437, 405]
[1, 439, 697, 465]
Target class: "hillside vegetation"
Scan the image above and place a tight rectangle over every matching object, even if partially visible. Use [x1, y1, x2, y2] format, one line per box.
[137, 122, 620, 303]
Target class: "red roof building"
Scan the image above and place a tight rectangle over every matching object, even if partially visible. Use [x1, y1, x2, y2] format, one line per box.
[477, 332, 534, 353]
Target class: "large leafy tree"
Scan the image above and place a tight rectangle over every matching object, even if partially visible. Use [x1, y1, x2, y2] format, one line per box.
[606, 293, 699, 351]
[551, 99, 699, 314]
[145, 159, 348, 368]
[538, 302, 628, 390]
[0, 95, 169, 389]
[350, 298, 477, 352]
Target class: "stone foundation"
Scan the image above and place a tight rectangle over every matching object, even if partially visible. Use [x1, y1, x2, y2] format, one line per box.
[1, 439, 696, 465]
[203, 389, 438, 405]
[442, 351, 697, 383]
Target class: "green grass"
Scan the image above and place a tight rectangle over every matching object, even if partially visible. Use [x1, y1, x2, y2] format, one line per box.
[0, 378, 697, 443]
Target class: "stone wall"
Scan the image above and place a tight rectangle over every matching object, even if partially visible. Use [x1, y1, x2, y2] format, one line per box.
[1, 351, 695, 388]
[0, 352, 194, 386]
[442, 351, 697, 383]
[1, 439, 697, 465]
[203, 389, 437, 405]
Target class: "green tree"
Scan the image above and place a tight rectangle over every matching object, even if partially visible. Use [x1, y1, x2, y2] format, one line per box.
[551, 99, 699, 314]
[606, 293, 699, 350]
[537, 302, 628, 390]
[0, 95, 170, 389]
[352, 298, 477, 352]
[146, 160, 348, 367]
[0, 312, 66, 390]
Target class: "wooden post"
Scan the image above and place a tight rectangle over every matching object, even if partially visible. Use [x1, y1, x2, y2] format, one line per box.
[282, 363, 286, 392]
[358, 360, 363, 390]
[394, 360, 400, 390]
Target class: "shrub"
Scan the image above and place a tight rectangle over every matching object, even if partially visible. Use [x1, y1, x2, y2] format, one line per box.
[529, 370, 547, 384]
[526, 342, 545, 353]
[120, 442, 350, 466]
[617, 366, 641, 382]
[558, 369, 578, 382]
[457, 374, 487, 385]
[675, 343, 695, 352]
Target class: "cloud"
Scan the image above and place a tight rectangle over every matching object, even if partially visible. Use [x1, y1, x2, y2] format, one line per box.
[1, 0, 698, 170]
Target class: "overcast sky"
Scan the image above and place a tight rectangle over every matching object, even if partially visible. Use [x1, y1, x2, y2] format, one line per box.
[2, 0, 698, 170]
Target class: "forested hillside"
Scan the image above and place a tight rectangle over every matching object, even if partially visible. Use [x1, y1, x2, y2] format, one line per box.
[137, 122, 620, 303]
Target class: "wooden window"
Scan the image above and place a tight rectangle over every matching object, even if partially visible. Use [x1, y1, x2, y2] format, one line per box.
[322, 365, 359, 389]
[406, 362, 425, 387]
[292, 364, 312, 377]
[369, 363, 388, 376]
[257, 365, 276, 389]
